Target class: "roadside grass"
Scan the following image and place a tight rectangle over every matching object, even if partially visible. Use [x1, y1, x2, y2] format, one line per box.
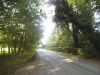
[0, 50, 36, 75]
[52, 50, 100, 64]
[53, 50, 81, 58]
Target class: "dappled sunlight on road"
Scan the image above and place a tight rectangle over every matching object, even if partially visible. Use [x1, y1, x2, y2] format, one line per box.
[63, 59, 74, 63]
[62, 57, 78, 63]
[15, 49, 100, 75]
[23, 63, 44, 70]
[48, 67, 60, 75]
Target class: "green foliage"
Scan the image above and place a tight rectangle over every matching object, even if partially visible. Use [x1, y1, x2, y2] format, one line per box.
[47, 26, 73, 48]
[0, 0, 43, 74]
[0, 0, 43, 54]
[0, 49, 36, 75]
[49, 0, 100, 58]
[82, 42, 96, 58]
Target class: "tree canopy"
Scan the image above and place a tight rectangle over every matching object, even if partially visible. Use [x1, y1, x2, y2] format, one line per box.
[47, 0, 100, 57]
[0, 0, 43, 54]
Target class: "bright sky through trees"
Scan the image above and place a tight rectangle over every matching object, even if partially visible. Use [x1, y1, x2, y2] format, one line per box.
[41, 1, 56, 44]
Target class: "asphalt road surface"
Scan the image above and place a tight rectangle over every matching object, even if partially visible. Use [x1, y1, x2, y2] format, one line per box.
[14, 49, 100, 75]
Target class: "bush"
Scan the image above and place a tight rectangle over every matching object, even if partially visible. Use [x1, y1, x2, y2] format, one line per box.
[82, 42, 96, 58]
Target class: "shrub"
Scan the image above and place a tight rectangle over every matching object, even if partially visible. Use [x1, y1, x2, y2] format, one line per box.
[82, 42, 96, 58]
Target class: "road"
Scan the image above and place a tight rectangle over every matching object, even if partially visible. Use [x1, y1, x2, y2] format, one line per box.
[14, 49, 100, 75]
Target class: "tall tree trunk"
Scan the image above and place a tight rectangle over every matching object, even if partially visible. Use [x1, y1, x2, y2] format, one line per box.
[18, 45, 22, 53]
[8, 45, 11, 53]
[60, 0, 79, 48]
[72, 24, 79, 48]
[1, 45, 3, 54]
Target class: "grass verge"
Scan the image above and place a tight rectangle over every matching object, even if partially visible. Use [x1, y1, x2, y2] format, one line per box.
[0, 50, 36, 75]
[53, 50, 100, 64]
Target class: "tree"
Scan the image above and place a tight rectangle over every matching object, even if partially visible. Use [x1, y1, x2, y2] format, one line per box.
[47, 26, 73, 48]
[48, 0, 100, 56]
[0, 0, 43, 54]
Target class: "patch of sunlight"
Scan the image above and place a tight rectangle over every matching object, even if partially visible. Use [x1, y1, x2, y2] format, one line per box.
[0, 47, 9, 54]
[25, 65, 35, 70]
[49, 67, 60, 74]
[64, 59, 74, 62]
[0, 47, 8, 51]
[36, 63, 44, 67]
[62, 57, 78, 63]
[24, 63, 44, 70]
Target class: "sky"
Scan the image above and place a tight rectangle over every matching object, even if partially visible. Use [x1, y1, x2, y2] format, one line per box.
[41, 0, 56, 44]
[95, 12, 100, 22]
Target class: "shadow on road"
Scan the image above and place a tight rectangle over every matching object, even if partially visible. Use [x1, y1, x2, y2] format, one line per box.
[14, 49, 100, 75]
